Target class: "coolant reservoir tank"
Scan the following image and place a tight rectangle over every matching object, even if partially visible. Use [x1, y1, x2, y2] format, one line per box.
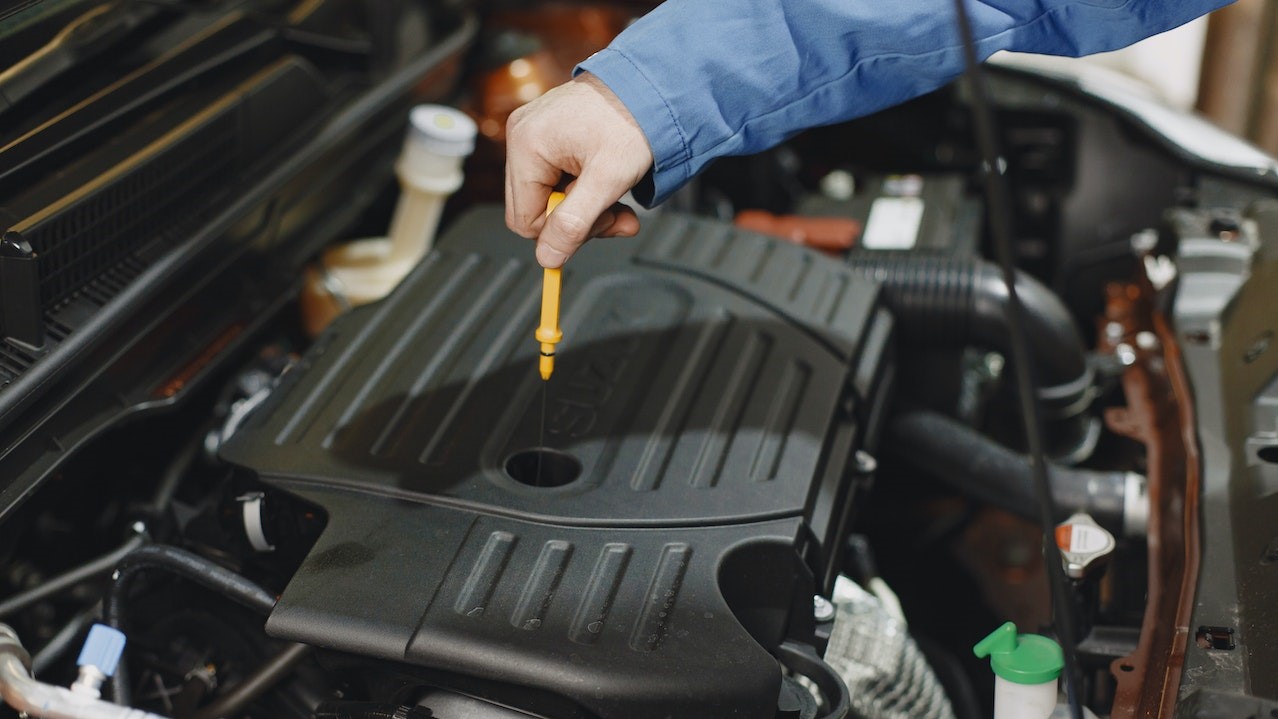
[974, 622, 1064, 719]
[301, 105, 477, 335]
[387, 105, 478, 264]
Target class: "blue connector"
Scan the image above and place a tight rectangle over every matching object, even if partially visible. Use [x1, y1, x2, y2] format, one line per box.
[76, 624, 126, 677]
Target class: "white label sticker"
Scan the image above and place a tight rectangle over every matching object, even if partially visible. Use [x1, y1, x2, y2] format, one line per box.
[862, 197, 924, 250]
[1070, 524, 1111, 553]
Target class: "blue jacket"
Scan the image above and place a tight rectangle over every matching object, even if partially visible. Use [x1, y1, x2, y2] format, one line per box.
[577, 0, 1231, 206]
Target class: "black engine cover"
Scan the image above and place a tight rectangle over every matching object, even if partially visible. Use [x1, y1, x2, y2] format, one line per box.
[221, 207, 892, 719]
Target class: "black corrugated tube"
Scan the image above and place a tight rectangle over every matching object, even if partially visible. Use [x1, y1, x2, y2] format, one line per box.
[314, 703, 434, 719]
[885, 409, 1135, 534]
[845, 255, 1093, 418]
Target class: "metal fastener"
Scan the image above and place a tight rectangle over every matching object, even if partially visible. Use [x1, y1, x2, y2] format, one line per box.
[813, 595, 836, 622]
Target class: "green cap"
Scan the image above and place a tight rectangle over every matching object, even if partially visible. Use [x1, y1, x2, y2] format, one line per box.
[973, 622, 1064, 685]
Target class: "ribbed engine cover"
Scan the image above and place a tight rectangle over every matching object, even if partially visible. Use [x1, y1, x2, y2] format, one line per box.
[221, 207, 893, 719]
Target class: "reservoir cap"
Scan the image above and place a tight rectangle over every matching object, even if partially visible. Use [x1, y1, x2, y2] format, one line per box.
[408, 105, 477, 157]
[973, 622, 1063, 685]
[1055, 512, 1116, 579]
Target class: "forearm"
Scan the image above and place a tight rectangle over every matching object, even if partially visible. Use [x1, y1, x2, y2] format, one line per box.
[579, 0, 1231, 206]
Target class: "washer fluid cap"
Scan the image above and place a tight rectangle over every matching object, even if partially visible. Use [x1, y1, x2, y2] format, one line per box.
[408, 105, 478, 157]
[973, 622, 1063, 685]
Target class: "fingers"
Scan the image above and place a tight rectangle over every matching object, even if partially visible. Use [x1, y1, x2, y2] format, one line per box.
[589, 209, 617, 237]
[504, 102, 568, 240]
[504, 138, 558, 240]
[503, 72, 655, 267]
[596, 203, 640, 238]
[535, 174, 628, 267]
[506, 149, 642, 266]
[536, 202, 639, 266]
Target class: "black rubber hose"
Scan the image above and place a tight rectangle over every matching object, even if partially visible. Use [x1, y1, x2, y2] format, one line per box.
[884, 409, 1130, 533]
[775, 641, 850, 719]
[105, 545, 278, 706]
[845, 255, 1092, 416]
[0, 431, 205, 621]
[186, 642, 310, 719]
[0, 432, 204, 678]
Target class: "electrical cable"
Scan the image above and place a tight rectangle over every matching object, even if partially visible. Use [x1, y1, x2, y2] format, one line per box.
[948, 2, 1085, 718]
[146, 431, 205, 515]
[31, 604, 99, 676]
[0, 536, 146, 620]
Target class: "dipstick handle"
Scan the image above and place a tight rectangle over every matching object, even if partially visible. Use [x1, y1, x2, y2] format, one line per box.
[536, 192, 567, 380]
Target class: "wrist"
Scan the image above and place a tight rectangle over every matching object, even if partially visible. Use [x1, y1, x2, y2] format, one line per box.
[576, 49, 686, 207]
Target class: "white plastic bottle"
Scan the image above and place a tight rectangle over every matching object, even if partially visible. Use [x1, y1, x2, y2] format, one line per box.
[386, 105, 478, 264]
[301, 105, 477, 334]
[973, 622, 1064, 719]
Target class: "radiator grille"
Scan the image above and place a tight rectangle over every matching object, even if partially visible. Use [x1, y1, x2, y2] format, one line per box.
[28, 113, 239, 308]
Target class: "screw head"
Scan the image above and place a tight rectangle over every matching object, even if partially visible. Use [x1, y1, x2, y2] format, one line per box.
[813, 595, 836, 622]
[852, 450, 877, 475]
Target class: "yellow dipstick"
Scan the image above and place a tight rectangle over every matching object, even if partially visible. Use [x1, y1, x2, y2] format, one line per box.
[535, 192, 567, 380]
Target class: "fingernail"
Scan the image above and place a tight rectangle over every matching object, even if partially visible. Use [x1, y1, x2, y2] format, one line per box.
[537, 243, 569, 268]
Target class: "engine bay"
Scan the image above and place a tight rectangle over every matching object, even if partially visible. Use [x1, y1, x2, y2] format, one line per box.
[1, 2, 1277, 718]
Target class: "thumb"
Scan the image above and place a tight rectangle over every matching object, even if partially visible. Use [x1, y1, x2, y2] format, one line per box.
[536, 172, 627, 268]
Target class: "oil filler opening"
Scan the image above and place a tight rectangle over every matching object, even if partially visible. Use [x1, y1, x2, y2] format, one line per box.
[504, 448, 582, 487]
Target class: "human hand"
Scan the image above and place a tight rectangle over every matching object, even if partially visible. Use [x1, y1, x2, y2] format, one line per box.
[505, 72, 654, 268]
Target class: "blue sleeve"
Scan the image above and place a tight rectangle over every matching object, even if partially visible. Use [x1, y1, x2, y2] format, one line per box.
[576, 0, 1232, 207]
